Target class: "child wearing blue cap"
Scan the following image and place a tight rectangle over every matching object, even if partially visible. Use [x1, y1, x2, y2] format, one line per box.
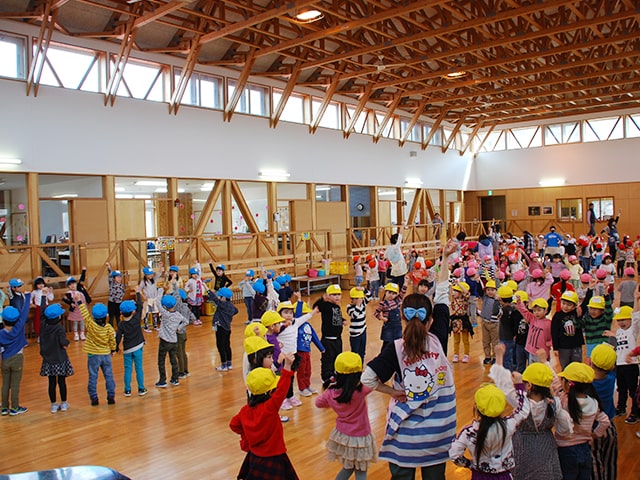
[156, 295, 189, 387]
[0, 291, 31, 416]
[139, 264, 162, 332]
[79, 302, 116, 405]
[237, 270, 256, 324]
[62, 267, 92, 341]
[211, 287, 239, 372]
[209, 260, 233, 291]
[115, 287, 147, 397]
[106, 262, 126, 328]
[171, 289, 195, 378]
[39, 303, 74, 413]
[184, 263, 205, 326]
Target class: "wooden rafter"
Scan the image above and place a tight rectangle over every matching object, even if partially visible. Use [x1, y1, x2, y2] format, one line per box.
[398, 98, 428, 147]
[309, 74, 342, 134]
[104, 12, 138, 107]
[26, 1, 58, 96]
[343, 82, 375, 138]
[372, 90, 404, 143]
[422, 110, 448, 150]
[441, 118, 464, 153]
[224, 48, 256, 122]
[271, 60, 303, 128]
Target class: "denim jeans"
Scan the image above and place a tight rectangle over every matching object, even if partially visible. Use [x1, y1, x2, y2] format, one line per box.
[514, 343, 527, 373]
[243, 297, 254, 322]
[500, 339, 515, 371]
[349, 331, 367, 361]
[87, 354, 116, 400]
[123, 347, 145, 391]
[558, 443, 592, 480]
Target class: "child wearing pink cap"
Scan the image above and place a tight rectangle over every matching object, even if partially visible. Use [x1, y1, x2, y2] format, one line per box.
[563, 254, 584, 289]
[526, 268, 554, 304]
[617, 267, 638, 308]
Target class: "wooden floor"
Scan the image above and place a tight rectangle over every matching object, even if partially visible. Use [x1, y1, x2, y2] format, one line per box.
[1, 293, 638, 479]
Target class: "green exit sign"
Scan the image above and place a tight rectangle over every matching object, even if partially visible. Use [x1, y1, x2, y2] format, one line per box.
[488, 190, 493, 196]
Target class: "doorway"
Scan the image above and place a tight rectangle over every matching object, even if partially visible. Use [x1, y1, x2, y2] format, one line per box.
[480, 196, 506, 223]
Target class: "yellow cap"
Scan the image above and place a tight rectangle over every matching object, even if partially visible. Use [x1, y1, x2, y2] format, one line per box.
[334, 351, 363, 374]
[246, 367, 279, 395]
[522, 363, 554, 388]
[485, 280, 497, 289]
[276, 301, 295, 312]
[384, 283, 399, 293]
[452, 281, 470, 293]
[587, 296, 606, 309]
[591, 344, 617, 371]
[244, 322, 267, 338]
[243, 336, 273, 355]
[506, 280, 518, 292]
[560, 290, 579, 305]
[497, 285, 514, 299]
[514, 290, 529, 302]
[558, 362, 595, 383]
[531, 298, 549, 310]
[349, 287, 365, 299]
[326, 284, 342, 295]
[474, 384, 506, 418]
[261, 310, 283, 327]
[614, 305, 633, 321]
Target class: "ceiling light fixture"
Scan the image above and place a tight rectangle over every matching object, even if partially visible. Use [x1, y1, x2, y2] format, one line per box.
[260, 170, 290, 181]
[445, 70, 468, 79]
[135, 180, 167, 187]
[539, 178, 565, 187]
[292, 8, 324, 23]
[405, 178, 423, 188]
[0, 158, 22, 165]
[52, 194, 78, 198]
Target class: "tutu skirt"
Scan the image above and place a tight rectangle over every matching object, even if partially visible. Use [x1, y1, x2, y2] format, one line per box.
[326, 428, 377, 471]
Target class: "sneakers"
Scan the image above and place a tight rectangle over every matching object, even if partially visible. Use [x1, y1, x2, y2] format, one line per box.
[1, 408, 8, 416]
[625, 415, 639, 424]
[51, 403, 60, 413]
[138, 388, 148, 396]
[60, 402, 69, 412]
[215, 365, 228, 372]
[193, 320, 203, 326]
[299, 388, 313, 397]
[226, 362, 233, 370]
[169, 379, 180, 386]
[155, 382, 168, 388]
[74, 332, 80, 341]
[143, 328, 152, 333]
[636, 431, 640, 439]
[79, 331, 86, 341]
[280, 415, 290, 423]
[307, 387, 318, 394]
[288, 396, 302, 407]
[615, 408, 626, 417]
[178, 373, 188, 379]
[452, 354, 459, 363]
[9, 406, 27, 415]
[107, 397, 115, 405]
[462, 355, 470, 363]
[124, 390, 132, 397]
[91, 397, 99, 406]
[280, 398, 293, 410]
[483, 357, 492, 365]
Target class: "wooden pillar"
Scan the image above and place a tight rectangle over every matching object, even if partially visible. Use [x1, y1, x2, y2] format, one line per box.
[307, 183, 317, 230]
[167, 178, 179, 237]
[27, 172, 40, 278]
[396, 188, 404, 225]
[102, 176, 117, 243]
[267, 182, 277, 233]
[439, 190, 447, 237]
[221, 180, 232, 235]
[370, 186, 379, 228]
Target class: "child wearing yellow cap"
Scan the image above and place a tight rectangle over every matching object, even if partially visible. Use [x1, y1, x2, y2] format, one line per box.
[315, 352, 377, 480]
[313, 284, 347, 383]
[479, 279, 500, 365]
[346, 287, 372, 361]
[551, 290, 584, 369]
[374, 280, 408, 351]
[450, 281, 473, 363]
[450, 343, 530, 479]
[515, 295, 553, 364]
[230, 352, 299, 478]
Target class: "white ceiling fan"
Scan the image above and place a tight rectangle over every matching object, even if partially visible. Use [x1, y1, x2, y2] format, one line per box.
[355, 54, 407, 74]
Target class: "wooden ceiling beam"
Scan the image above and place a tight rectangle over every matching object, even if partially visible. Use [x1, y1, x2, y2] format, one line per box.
[441, 118, 464, 153]
[422, 110, 448, 150]
[309, 74, 343, 134]
[134, 1, 191, 29]
[343, 82, 375, 138]
[223, 48, 256, 122]
[270, 60, 303, 128]
[398, 98, 428, 147]
[372, 91, 404, 143]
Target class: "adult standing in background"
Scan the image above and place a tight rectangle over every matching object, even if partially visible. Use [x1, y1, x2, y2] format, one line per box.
[602, 210, 621, 260]
[432, 213, 444, 240]
[522, 230, 536, 257]
[543, 225, 564, 256]
[387, 224, 408, 289]
[586, 202, 597, 236]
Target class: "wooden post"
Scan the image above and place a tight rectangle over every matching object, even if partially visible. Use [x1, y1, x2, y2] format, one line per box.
[26, 172, 41, 278]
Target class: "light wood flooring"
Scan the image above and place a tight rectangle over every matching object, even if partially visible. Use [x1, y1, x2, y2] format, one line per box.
[1, 293, 638, 479]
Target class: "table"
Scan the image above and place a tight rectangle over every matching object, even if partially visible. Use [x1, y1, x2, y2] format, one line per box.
[290, 274, 340, 295]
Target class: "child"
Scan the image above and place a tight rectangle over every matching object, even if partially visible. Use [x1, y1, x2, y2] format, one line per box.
[115, 289, 147, 396]
[173, 289, 195, 378]
[139, 266, 162, 332]
[449, 344, 530, 479]
[238, 270, 256, 324]
[550, 270, 575, 313]
[525, 268, 554, 305]
[591, 344, 619, 480]
[62, 269, 92, 340]
[315, 352, 377, 480]
[450, 281, 473, 363]
[512, 291, 529, 373]
[409, 262, 427, 293]
[296, 305, 324, 397]
[515, 296, 553, 363]
[617, 267, 637, 308]
[39, 303, 74, 413]
[209, 262, 233, 291]
[374, 282, 407, 351]
[251, 281, 269, 321]
[229, 352, 299, 479]
[581, 292, 612, 359]
[551, 290, 584, 369]
[576, 273, 592, 304]
[277, 275, 294, 302]
[7, 278, 27, 311]
[211, 287, 239, 372]
[603, 303, 640, 422]
[479, 279, 501, 365]
[497, 284, 518, 371]
[377, 252, 388, 289]
[79, 302, 116, 405]
[465, 266, 482, 328]
[156, 295, 189, 387]
[365, 258, 380, 301]
[353, 256, 364, 287]
[31, 276, 53, 341]
[564, 254, 584, 289]
[346, 287, 371, 360]
[106, 263, 126, 328]
[313, 284, 346, 383]
[165, 265, 183, 292]
[0, 292, 31, 416]
[554, 362, 611, 479]
[185, 266, 206, 326]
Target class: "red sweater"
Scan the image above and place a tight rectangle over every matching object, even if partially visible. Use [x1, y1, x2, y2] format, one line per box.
[229, 369, 293, 457]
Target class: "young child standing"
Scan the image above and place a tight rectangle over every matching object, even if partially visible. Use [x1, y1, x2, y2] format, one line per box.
[139, 266, 162, 332]
[617, 267, 637, 308]
[79, 302, 116, 405]
[296, 304, 324, 397]
[365, 258, 380, 301]
[551, 290, 584, 369]
[374, 282, 408, 351]
[314, 284, 346, 384]
[450, 281, 472, 363]
[115, 289, 147, 397]
[31, 277, 53, 341]
[230, 352, 299, 479]
[353, 256, 364, 287]
[515, 297, 553, 364]
[63, 270, 92, 341]
[211, 287, 239, 372]
[184, 266, 205, 326]
[315, 352, 377, 480]
[39, 303, 74, 413]
[238, 270, 256, 324]
[346, 287, 371, 360]
[0, 292, 31, 416]
[581, 292, 612, 359]
[156, 295, 189, 388]
[209, 262, 233, 291]
[106, 263, 126, 328]
[497, 285, 518, 371]
[479, 279, 501, 365]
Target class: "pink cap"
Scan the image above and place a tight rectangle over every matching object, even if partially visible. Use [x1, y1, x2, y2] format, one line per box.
[453, 267, 464, 277]
[467, 260, 479, 269]
[531, 268, 544, 279]
[559, 270, 571, 280]
[568, 255, 578, 262]
[595, 268, 607, 279]
[513, 270, 526, 282]
[466, 267, 477, 276]
[482, 255, 492, 261]
[624, 267, 635, 277]
[455, 257, 463, 264]
[530, 252, 539, 259]
[580, 273, 592, 283]
[497, 271, 506, 280]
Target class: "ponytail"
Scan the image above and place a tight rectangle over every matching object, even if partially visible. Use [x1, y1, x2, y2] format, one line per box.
[401, 294, 433, 362]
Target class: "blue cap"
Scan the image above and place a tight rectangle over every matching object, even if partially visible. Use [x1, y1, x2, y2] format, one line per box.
[216, 264, 226, 271]
[284, 274, 292, 282]
[2, 306, 19, 322]
[189, 267, 199, 275]
[91, 303, 108, 320]
[44, 304, 65, 320]
[9, 278, 23, 288]
[169, 265, 179, 272]
[143, 267, 153, 276]
[65, 276, 77, 286]
[277, 275, 288, 285]
[253, 282, 265, 294]
[272, 280, 281, 291]
[178, 288, 187, 301]
[110, 270, 122, 278]
[218, 287, 233, 299]
[246, 269, 255, 277]
[161, 295, 177, 309]
[119, 300, 136, 314]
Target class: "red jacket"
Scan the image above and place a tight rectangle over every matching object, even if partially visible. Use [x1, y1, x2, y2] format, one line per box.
[229, 369, 293, 457]
[550, 281, 575, 313]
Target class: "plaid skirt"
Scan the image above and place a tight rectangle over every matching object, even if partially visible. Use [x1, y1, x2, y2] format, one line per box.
[238, 452, 299, 480]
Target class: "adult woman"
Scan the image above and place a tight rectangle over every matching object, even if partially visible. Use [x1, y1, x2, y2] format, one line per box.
[361, 291, 456, 479]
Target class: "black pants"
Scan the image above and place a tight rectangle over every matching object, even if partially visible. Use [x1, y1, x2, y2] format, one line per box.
[215, 327, 232, 365]
[189, 303, 201, 321]
[320, 337, 342, 383]
[390, 274, 405, 290]
[48, 375, 67, 403]
[616, 363, 639, 415]
[157, 339, 178, 383]
[107, 301, 120, 328]
[431, 303, 450, 355]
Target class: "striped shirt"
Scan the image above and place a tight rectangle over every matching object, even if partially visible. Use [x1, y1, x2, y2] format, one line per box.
[80, 304, 116, 355]
[346, 291, 371, 337]
[582, 294, 613, 345]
